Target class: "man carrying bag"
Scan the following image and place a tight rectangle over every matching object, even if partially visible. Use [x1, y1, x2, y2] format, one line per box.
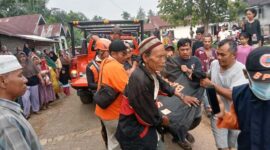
[95, 40, 128, 150]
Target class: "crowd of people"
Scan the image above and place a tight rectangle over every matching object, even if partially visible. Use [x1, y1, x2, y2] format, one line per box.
[0, 7, 269, 150]
[0, 44, 72, 119]
[90, 7, 269, 150]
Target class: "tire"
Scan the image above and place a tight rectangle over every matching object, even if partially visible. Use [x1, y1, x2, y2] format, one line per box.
[79, 95, 92, 104]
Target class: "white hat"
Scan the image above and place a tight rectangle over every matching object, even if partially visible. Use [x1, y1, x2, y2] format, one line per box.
[0, 55, 22, 75]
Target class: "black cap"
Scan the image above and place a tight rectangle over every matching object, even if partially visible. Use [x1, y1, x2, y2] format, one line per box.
[246, 46, 270, 82]
[165, 44, 175, 51]
[109, 40, 127, 52]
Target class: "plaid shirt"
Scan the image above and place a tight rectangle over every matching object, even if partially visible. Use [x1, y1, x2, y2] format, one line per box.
[0, 99, 42, 150]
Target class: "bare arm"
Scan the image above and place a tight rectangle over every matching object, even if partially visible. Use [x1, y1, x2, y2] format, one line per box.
[200, 78, 233, 101]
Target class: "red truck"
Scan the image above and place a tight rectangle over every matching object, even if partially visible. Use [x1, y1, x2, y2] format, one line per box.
[68, 20, 144, 104]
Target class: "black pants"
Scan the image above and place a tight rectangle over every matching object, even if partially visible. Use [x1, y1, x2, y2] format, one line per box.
[116, 126, 158, 150]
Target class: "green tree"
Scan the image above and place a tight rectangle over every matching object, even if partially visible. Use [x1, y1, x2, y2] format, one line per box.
[91, 15, 103, 21]
[0, 0, 27, 17]
[121, 11, 130, 20]
[147, 9, 155, 17]
[158, 0, 229, 32]
[136, 7, 146, 20]
[0, 0, 90, 49]
[228, 0, 248, 22]
[0, 0, 48, 17]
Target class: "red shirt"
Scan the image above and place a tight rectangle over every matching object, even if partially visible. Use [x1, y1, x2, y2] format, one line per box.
[194, 47, 217, 72]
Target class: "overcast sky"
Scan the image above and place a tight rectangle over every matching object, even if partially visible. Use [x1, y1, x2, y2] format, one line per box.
[47, 0, 159, 20]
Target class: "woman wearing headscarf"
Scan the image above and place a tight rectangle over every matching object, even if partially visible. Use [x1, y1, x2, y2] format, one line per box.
[23, 43, 31, 57]
[47, 51, 62, 99]
[32, 54, 56, 109]
[18, 52, 44, 118]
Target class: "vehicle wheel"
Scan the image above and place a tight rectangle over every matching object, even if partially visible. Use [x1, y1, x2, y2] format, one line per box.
[79, 95, 92, 104]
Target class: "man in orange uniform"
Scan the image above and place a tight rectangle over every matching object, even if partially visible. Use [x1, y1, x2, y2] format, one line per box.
[86, 39, 110, 92]
[86, 39, 110, 147]
[95, 40, 128, 150]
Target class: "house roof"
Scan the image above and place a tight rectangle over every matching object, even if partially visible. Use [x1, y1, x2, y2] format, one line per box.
[144, 23, 156, 32]
[248, 0, 270, 6]
[0, 14, 67, 42]
[144, 16, 170, 32]
[0, 14, 45, 36]
[16, 34, 56, 42]
[38, 23, 68, 38]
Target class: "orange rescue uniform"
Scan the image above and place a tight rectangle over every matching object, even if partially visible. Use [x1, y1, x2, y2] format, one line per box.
[95, 57, 128, 120]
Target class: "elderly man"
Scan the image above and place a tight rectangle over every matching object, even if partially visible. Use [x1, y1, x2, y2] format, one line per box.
[115, 36, 199, 150]
[0, 55, 42, 149]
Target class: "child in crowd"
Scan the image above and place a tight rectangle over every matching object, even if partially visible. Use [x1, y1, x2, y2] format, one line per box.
[59, 67, 70, 96]
[237, 32, 253, 64]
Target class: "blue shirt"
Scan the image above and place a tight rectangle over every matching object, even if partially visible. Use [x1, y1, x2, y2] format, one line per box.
[233, 84, 270, 150]
[0, 98, 42, 150]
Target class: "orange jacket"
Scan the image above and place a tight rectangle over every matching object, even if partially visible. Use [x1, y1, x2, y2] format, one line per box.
[90, 63, 100, 83]
[95, 57, 128, 120]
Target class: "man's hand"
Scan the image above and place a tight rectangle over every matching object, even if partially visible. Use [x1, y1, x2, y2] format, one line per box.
[215, 95, 225, 118]
[182, 95, 200, 107]
[181, 65, 189, 73]
[200, 78, 213, 88]
[175, 90, 200, 107]
[162, 115, 169, 126]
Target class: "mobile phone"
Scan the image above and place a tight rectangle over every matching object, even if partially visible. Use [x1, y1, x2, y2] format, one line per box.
[206, 86, 220, 114]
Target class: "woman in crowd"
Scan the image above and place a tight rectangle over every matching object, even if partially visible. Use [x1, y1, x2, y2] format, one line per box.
[59, 51, 71, 96]
[32, 54, 56, 109]
[242, 8, 262, 48]
[46, 51, 61, 99]
[18, 52, 43, 118]
[23, 43, 31, 57]
[123, 42, 138, 76]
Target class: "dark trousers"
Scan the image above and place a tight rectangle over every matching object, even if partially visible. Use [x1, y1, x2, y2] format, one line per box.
[116, 126, 158, 150]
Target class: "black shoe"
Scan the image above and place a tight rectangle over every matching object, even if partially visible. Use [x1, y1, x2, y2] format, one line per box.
[177, 140, 192, 150]
[55, 94, 60, 99]
[186, 132, 195, 144]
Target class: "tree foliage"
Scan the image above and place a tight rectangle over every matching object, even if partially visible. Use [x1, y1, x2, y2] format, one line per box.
[0, 0, 90, 47]
[121, 11, 131, 20]
[158, 0, 245, 32]
[148, 9, 156, 17]
[0, 0, 48, 17]
[228, 0, 248, 22]
[91, 15, 103, 21]
[136, 7, 146, 20]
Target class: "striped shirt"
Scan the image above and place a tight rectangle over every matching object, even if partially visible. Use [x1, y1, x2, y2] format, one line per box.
[0, 98, 42, 150]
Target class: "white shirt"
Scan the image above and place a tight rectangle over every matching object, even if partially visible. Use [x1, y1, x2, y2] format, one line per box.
[210, 60, 248, 111]
[151, 74, 160, 100]
[218, 30, 230, 41]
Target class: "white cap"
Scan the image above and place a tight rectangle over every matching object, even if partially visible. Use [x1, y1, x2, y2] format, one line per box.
[0, 55, 22, 75]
